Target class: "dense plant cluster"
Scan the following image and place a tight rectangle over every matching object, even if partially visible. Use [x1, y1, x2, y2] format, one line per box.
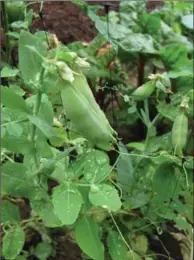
[1, 1, 193, 260]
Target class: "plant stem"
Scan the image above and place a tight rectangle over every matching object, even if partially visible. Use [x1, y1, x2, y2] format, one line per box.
[151, 113, 161, 127]
[137, 54, 145, 87]
[143, 99, 151, 144]
[29, 91, 42, 142]
[144, 99, 150, 123]
[1, 118, 29, 127]
[29, 68, 45, 167]
[21, 216, 41, 225]
[29, 92, 42, 167]
[3, 154, 15, 163]
[1, 2, 11, 63]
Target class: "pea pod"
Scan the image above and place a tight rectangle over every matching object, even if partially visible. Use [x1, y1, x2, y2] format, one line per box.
[72, 72, 117, 137]
[5, 1, 25, 24]
[172, 112, 188, 156]
[60, 81, 116, 151]
[56, 61, 116, 136]
[131, 81, 155, 101]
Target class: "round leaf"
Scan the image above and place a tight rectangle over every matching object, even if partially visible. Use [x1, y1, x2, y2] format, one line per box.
[89, 184, 121, 212]
[52, 183, 83, 225]
[70, 149, 110, 183]
[34, 242, 53, 260]
[3, 226, 25, 260]
[131, 234, 148, 255]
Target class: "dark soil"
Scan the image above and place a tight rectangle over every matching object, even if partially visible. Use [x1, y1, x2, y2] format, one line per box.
[30, 1, 119, 44]
[30, 1, 96, 44]
[49, 234, 81, 260]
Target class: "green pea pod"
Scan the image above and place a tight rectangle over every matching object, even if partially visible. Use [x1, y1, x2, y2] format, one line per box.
[172, 112, 188, 156]
[72, 72, 117, 137]
[131, 81, 155, 101]
[5, 1, 25, 24]
[60, 82, 116, 151]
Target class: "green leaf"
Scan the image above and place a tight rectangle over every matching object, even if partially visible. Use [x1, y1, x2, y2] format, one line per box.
[88, 10, 132, 47]
[9, 85, 25, 96]
[89, 184, 121, 212]
[168, 58, 193, 79]
[25, 9, 34, 27]
[75, 217, 104, 260]
[175, 216, 193, 234]
[107, 230, 128, 260]
[6, 122, 23, 138]
[26, 94, 54, 125]
[39, 94, 54, 125]
[1, 67, 20, 78]
[2, 162, 27, 196]
[11, 21, 28, 29]
[159, 43, 188, 69]
[84, 150, 110, 183]
[36, 147, 75, 177]
[1, 200, 20, 224]
[34, 242, 53, 260]
[85, 34, 106, 57]
[71, 149, 110, 183]
[119, 33, 157, 54]
[79, 186, 93, 212]
[170, 199, 193, 225]
[145, 133, 172, 153]
[35, 136, 54, 159]
[139, 13, 161, 35]
[181, 14, 193, 30]
[41, 70, 60, 94]
[19, 31, 47, 84]
[34, 31, 49, 49]
[131, 234, 148, 255]
[127, 251, 141, 260]
[31, 194, 62, 228]
[125, 190, 150, 209]
[2, 226, 25, 260]
[14, 256, 27, 260]
[2, 126, 6, 138]
[127, 142, 145, 152]
[28, 115, 55, 138]
[6, 31, 20, 39]
[120, 1, 146, 13]
[50, 157, 69, 183]
[155, 208, 177, 221]
[157, 102, 179, 121]
[2, 107, 27, 124]
[168, 69, 193, 79]
[2, 135, 34, 154]
[49, 127, 68, 148]
[116, 142, 134, 192]
[1, 87, 30, 113]
[52, 183, 83, 225]
[152, 163, 178, 203]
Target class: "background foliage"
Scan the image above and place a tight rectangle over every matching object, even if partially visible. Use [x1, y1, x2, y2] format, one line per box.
[1, 1, 193, 260]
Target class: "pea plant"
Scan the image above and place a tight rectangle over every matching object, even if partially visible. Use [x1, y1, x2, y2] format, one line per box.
[1, 1, 193, 260]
